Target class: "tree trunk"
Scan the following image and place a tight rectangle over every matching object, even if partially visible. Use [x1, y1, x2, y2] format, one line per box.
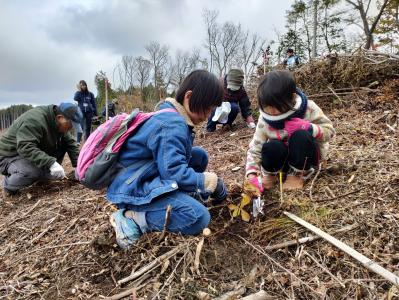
[365, 0, 390, 49]
[312, 0, 318, 58]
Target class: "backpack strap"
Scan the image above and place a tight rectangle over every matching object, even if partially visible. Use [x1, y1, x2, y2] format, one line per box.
[124, 160, 153, 184]
[118, 108, 178, 185]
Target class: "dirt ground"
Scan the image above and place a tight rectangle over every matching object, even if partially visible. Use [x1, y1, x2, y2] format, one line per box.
[0, 80, 398, 299]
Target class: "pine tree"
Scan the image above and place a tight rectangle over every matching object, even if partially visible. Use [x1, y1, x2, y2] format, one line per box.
[375, 0, 399, 52]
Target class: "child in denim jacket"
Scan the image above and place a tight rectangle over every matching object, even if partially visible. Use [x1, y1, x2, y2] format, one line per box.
[246, 70, 335, 191]
[107, 70, 228, 248]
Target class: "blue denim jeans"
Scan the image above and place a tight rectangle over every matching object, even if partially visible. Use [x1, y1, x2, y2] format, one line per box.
[206, 102, 240, 132]
[124, 146, 210, 235]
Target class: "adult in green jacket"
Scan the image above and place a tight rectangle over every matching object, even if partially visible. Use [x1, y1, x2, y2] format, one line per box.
[0, 102, 82, 197]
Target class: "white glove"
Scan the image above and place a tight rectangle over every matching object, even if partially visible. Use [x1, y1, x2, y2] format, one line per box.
[212, 102, 231, 124]
[49, 162, 65, 179]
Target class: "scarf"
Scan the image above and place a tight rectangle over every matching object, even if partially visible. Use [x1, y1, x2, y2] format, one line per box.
[260, 89, 308, 130]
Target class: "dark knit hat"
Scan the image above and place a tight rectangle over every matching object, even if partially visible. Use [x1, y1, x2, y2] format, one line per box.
[226, 68, 244, 91]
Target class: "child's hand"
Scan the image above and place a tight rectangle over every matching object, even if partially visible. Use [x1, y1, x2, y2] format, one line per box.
[247, 175, 264, 193]
[211, 178, 227, 205]
[284, 118, 311, 137]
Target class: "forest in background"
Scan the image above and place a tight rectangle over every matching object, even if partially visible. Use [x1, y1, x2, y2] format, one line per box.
[2, 0, 398, 128]
[94, 0, 399, 110]
[0, 105, 33, 131]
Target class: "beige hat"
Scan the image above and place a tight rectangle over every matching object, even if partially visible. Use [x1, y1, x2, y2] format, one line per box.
[226, 69, 244, 91]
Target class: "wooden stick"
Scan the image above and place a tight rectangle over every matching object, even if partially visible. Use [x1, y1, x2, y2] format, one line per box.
[107, 287, 136, 300]
[279, 171, 283, 205]
[214, 287, 246, 300]
[117, 245, 184, 286]
[309, 163, 322, 202]
[194, 237, 205, 275]
[236, 235, 322, 295]
[284, 211, 399, 286]
[25, 241, 91, 255]
[158, 205, 172, 242]
[309, 90, 378, 98]
[0, 199, 42, 231]
[264, 223, 358, 251]
[364, 49, 399, 60]
[304, 251, 345, 287]
[328, 86, 344, 104]
[241, 290, 277, 300]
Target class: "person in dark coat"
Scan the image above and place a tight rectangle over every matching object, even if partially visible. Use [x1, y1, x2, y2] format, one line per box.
[206, 68, 256, 132]
[0, 103, 82, 198]
[102, 99, 118, 119]
[74, 80, 97, 144]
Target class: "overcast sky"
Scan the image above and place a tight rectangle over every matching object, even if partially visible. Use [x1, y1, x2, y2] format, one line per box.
[0, 0, 293, 108]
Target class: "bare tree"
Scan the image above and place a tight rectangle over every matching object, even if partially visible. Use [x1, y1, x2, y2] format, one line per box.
[172, 48, 201, 86]
[203, 9, 244, 76]
[133, 56, 151, 101]
[218, 22, 243, 75]
[345, 0, 390, 49]
[145, 41, 170, 100]
[203, 9, 219, 72]
[312, 0, 319, 58]
[121, 55, 135, 94]
[237, 31, 266, 82]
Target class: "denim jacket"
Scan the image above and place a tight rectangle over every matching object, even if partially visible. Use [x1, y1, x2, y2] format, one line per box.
[107, 99, 218, 207]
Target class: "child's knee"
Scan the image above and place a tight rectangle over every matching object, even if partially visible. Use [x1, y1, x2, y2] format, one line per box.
[20, 166, 42, 179]
[192, 147, 208, 163]
[289, 130, 313, 144]
[181, 201, 210, 235]
[191, 210, 210, 235]
[261, 139, 287, 159]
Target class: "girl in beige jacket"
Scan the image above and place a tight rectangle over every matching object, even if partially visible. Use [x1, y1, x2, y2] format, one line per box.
[246, 71, 335, 191]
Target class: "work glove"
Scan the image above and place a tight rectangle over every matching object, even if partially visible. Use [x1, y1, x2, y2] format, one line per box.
[245, 116, 256, 129]
[247, 175, 264, 194]
[284, 118, 311, 137]
[211, 178, 227, 205]
[49, 162, 65, 179]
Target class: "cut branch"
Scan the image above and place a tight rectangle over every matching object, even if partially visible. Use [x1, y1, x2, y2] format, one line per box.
[284, 211, 399, 286]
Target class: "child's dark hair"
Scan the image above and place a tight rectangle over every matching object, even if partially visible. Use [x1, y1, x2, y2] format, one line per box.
[257, 70, 296, 113]
[176, 70, 223, 114]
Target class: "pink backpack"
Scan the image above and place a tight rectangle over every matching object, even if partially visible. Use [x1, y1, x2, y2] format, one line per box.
[76, 108, 176, 190]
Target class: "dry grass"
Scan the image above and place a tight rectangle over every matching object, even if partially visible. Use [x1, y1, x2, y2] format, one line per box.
[0, 72, 399, 299]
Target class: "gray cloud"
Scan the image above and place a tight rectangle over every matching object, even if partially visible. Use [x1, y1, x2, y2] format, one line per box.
[0, 0, 290, 108]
